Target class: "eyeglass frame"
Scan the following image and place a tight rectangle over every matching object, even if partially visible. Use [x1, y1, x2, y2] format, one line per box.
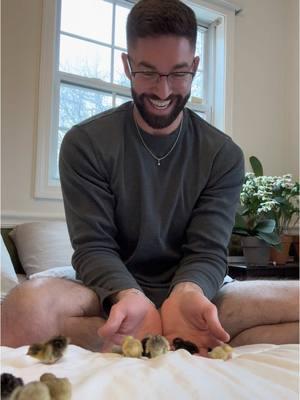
[126, 56, 197, 86]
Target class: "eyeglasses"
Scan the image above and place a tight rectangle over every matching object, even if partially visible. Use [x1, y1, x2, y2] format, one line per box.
[127, 58, 195, 87]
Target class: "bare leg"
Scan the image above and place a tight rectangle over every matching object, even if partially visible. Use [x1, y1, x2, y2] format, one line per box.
[1, 278, 106, 351]
[229, 322, 299, 346]
[212, 280, 299, 345]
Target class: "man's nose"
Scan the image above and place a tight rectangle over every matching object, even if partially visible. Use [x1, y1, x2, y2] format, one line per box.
[153, 75, 173, 99]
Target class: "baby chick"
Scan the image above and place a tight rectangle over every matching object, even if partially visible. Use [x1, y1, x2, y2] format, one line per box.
[27, 335, 70, 364]
[10, 381, 51, 400]
[40, 373, 72, 400]
[172, 337, 199, 354]
[1, 373, 24, 398]
[121, 336, 143, 358]
[208, 344, 233, 361]
[144, 335, 170, 358]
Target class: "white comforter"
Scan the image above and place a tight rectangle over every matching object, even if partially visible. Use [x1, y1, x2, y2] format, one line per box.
[1, 344, 299, 399]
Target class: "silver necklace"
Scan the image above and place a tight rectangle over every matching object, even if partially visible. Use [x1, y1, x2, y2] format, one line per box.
[133, 116, 184, 166]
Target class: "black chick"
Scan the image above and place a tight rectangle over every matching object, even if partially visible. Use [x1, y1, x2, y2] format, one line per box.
[27, 335, 70, 364]
[172, 337, 199, 354]
[1, 373, 24, 399]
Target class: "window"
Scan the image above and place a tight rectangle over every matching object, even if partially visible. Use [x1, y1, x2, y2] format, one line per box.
[35, 0, 237, 199]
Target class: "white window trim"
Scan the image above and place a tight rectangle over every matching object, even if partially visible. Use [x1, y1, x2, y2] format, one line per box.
[185, 0, 237, 133]
[35, 0, 61, 199]
[35, 0, 237, 200]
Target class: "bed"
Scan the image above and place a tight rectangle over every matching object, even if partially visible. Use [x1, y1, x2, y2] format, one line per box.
[1, 222, 299, 399]
[2, 343, 299, 399]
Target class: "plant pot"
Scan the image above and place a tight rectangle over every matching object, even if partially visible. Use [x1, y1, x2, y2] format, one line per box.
[270, 234, 293, 265]
[241, 237, 271, 266]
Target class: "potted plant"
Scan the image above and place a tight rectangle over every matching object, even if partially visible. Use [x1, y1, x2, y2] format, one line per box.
[233, 156, 299, 265]
[267, 175, 299, 264]
[233, 176, 280, 266]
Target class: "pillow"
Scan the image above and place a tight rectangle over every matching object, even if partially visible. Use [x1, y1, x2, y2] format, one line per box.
[29, 266, 79, 281]
[1, 236, 19, 302]
[9, 221, 74, 277]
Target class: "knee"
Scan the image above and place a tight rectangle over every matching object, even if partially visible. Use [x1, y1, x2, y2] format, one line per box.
[213, 288, 242, 323]
[1, 279, 61, 347]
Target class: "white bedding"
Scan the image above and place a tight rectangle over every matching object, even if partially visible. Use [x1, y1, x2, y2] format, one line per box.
[1, 344, 299, 399]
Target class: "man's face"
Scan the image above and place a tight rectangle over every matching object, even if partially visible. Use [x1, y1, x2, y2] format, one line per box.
[123, 36, 199, 130]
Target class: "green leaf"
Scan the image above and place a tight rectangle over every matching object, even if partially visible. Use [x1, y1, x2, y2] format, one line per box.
[249, 156, 263, 176]
[234, 213, 247, 229]
[254, 219, 276, 233]
[232, 228, 249, 236]
[256, 231, 281, 246]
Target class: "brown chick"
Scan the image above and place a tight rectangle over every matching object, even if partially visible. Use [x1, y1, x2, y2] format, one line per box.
[10, 381, 51, 400]
[40, 373, 72, 400]
[27, 335, 70, 364]
[208, 344, 233, 361]
[121, 336, 143, 358]
[144, 335, 170, 358]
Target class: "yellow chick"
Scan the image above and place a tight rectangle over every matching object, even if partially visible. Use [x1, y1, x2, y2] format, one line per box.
[40, 373, 72, 400]
[27, 335, 70, 364]
[10, 381, 51, 400]
[208, 344, 233, 361]
[121, 336, 143, 358]
[144, 335, 170, 358]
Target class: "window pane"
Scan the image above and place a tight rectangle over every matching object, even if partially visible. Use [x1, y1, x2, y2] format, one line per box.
[113, 49, 130, 87]
[61, 0, 112, 44]
[115, 95, 131, 107]
[191, 29, 205, 101]
[115, 5, 130, 49]
[191, 71, 204, 99]
[56, 83, 113, 178]
[60, 34, 111, 81]
[196, 30, 205, 70]
[59, 83, 113, 132]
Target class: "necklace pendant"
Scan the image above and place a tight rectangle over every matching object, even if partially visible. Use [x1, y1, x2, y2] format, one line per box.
[157, 160, 161, 166]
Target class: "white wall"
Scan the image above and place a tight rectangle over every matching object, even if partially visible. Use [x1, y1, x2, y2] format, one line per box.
[1, 0, 299, 224]
[233, 0, 299, 178]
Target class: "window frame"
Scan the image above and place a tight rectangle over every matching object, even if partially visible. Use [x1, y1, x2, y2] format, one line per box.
[34, 0, 237, 200]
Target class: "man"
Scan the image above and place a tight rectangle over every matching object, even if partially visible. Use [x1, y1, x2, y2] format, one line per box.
[2, 0, 298, 352]
[59, 0, 243, 353]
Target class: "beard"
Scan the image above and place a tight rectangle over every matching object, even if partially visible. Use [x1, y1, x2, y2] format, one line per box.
[131, 89, 190, 129]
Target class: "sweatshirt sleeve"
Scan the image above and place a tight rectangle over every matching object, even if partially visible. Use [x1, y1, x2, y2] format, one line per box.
[170, 138, 245, 300]
[59, 125, 142, 316]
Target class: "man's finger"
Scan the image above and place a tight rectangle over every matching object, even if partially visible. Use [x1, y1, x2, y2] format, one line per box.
[98, 307, 125, 338]
[204, 306, 230, 342]
[198, 348, 209, 358]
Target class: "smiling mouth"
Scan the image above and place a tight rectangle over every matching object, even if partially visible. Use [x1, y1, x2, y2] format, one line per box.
[148, 98, 172, 110]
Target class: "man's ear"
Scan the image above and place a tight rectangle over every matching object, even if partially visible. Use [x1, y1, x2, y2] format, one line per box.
[121, 53, 131, 80]
[192, 56, 200, 73]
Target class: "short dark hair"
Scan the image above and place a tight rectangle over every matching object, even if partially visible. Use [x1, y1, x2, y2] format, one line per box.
[126, 0, 197, 50]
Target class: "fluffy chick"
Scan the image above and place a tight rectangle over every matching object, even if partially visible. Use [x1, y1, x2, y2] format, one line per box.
[10, 381, 51, 400]
[172, 337, 199, 354]
[144, 335, 170, 358]
[27, 335, 70, 364]
[40, 373, 72, 400]
[208, 344, 233, 361]
[121, 336, 143, 358]
[1, 373, 24, 398]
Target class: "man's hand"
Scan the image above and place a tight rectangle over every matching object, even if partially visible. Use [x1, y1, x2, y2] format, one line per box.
[98, 289, 162, 346]
[161, 282, 230, 356]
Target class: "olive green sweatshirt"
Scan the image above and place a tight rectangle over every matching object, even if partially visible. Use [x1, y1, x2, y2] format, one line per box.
[59, 102, 244, 315]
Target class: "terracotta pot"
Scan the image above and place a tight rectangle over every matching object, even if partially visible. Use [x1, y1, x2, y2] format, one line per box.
[270, 234, 293, 265]
[241, 237, 271, 266]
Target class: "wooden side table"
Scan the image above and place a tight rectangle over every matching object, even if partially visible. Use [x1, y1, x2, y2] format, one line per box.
[228, 262, 299, 280]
